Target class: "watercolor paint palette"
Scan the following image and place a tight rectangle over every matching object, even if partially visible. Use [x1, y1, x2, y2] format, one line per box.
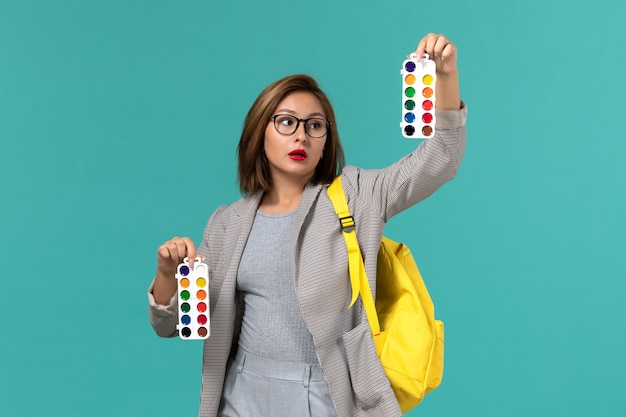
[400, 53, 436, 139]
[176, 257, 210, 340]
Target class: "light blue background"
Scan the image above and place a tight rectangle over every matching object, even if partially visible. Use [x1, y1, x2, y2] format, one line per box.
[1, 1, 625, 416]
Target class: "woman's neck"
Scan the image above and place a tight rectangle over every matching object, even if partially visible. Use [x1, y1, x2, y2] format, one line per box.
[259, 181, 305, 215]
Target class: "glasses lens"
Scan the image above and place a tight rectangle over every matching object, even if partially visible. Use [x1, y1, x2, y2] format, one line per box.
[305, 118, 327, 138]
[273, 115, 328, 137]
[274, 115, 298, 135]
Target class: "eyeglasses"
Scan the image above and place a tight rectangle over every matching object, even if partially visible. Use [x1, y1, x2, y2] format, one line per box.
[270, 114, 330, 138]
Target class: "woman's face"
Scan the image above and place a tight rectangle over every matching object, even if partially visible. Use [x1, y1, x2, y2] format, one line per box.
[263, 91, 328, 186]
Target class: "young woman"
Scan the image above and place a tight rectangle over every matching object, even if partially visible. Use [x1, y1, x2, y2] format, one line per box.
[148, 33, 467, 417]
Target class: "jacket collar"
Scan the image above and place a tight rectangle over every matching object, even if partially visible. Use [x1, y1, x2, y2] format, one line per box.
[230, 182, 326, 220]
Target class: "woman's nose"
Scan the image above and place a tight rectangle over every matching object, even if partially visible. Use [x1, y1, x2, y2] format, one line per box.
[294, 124, 307, 142]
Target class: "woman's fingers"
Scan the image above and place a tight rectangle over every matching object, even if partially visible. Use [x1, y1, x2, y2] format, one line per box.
[413, 33, 458, 75]
[157, 236, 198, 274]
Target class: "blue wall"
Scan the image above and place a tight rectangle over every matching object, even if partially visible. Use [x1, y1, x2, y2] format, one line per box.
[1, 1, 625, 415]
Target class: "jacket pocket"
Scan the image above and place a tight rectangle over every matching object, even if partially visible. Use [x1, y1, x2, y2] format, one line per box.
[341, 322, 391, 409]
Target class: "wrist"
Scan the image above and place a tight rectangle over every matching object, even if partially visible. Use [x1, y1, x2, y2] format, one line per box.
[435, 70, 460, 110]
[436, 69, 459, 79]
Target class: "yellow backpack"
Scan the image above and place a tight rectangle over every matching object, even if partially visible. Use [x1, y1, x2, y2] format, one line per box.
[328, 176, 445, 414]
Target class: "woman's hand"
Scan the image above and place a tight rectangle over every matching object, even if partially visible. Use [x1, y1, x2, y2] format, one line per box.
[153, 236, 199, 305]
[412, 33, 458, 76]
[412, 33, 461, 110]
[157, 236, 199, 276]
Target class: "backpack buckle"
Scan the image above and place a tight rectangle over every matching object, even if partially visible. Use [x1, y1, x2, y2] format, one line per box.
[339, 216, 355, 233]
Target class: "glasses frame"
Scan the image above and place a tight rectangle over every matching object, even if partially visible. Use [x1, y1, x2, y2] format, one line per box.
[270, 114, 331, 138]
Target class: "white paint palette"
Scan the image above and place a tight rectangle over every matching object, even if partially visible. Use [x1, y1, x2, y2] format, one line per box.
[176, 257, 210, 340]
[400, 53, 436, 139]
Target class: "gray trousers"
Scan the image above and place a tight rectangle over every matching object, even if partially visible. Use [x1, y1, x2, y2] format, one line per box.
[218, 348, 337, 417]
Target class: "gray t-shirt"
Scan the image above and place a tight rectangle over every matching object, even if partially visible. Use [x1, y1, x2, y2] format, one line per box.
[236, 209, 318, 364]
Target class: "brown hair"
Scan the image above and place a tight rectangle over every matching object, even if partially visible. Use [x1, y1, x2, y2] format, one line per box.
[237, 74, 345, 193]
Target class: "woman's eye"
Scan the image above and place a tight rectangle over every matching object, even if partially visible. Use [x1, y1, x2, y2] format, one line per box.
[278, 116, 294, 126]
[308, 119, 324, 130]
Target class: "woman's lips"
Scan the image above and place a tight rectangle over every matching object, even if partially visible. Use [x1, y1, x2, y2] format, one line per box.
[288, 149, 307, 160]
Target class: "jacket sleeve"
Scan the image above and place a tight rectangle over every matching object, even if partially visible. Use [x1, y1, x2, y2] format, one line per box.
[147, 280, 178, 338]
[342, 102, 467, 222]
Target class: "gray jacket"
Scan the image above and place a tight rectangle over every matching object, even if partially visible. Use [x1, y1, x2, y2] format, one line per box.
[148, 104, 467, 416]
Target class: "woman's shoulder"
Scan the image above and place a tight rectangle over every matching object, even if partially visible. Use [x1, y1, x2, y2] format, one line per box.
[209, 191, 263, 224]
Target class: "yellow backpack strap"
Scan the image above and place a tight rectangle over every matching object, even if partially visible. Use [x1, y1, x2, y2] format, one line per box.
[327, 177, 381, 334]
